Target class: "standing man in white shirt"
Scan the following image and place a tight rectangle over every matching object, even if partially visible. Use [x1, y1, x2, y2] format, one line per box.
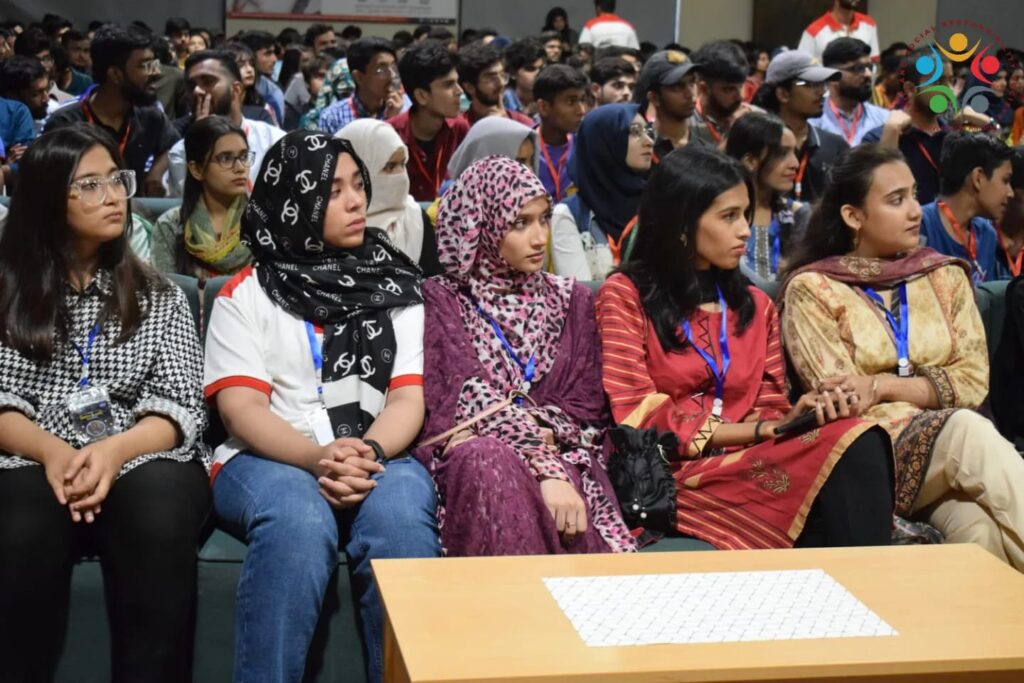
[578, 0, 639, 50]
[798, 0, 879, 63]
[167, 50, 285, 197]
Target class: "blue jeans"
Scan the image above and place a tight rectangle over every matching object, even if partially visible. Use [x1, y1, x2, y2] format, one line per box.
[213, 454, 439, 683]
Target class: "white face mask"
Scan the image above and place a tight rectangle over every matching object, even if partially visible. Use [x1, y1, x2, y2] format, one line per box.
[369, 171, 409, 216]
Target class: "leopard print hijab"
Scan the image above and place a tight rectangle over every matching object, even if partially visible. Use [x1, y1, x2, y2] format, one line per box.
[435, 155, 574, 392]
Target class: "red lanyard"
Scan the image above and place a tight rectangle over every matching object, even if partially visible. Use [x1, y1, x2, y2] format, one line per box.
[828, 99, 863, 145]
[937, 200, 977, 262]
[793, 151, 810, 201]
[409, 140, 444, 196]
[695, 98, 722, 144]
[999, 230, 1024, 277]
[539, 135, 572, 202]
[916, 140, 939, 172]
[608, 216, 638, 265]
[82, 99, 131, 156]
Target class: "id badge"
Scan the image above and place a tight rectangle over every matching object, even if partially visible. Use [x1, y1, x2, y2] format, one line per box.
[307, 409, 335, 446]
[66, 385, 117, 443]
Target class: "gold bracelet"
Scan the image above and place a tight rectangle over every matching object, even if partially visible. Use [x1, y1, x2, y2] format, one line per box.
[871, 375, 880, 402]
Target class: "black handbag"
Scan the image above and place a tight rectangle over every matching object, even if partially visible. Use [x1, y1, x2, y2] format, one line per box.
[606, 425, 680, 532]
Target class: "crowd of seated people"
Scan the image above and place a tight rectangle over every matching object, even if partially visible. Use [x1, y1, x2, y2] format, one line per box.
[2, 1, 1024, 682]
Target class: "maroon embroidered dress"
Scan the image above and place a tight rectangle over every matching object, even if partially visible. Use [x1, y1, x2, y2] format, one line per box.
[414, 155, 635, 557]
[596, 274, 875, 549]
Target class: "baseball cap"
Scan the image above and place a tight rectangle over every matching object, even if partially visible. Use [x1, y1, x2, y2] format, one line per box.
[765, 50, 840, 86]
[635, 50, 702, 101]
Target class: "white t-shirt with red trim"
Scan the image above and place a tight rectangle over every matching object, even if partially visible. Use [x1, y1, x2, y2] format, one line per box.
[797, 10, 879, 62]
[578, 14, 639, 49]
[203, 265, 424, 476]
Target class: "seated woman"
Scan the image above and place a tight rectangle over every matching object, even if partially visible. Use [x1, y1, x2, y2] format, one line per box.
[596, 146, 894, 550]
[152, 116, 253, 279]
[426, 116, 539, 225]
[224, 41, 278, 126]
[781, 144, 1024, 569]
[551, 103, 653, 281]
[0, 126, 210, 679]
[204, 131, 439, 683]
[337, 118, 443, 275]
[723, 112, 810, 282]
[415, 155, 635, 556]
[447, 116, 538, 179]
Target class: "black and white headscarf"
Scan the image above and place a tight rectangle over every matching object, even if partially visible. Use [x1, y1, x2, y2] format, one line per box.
[242, 131, 422, 438]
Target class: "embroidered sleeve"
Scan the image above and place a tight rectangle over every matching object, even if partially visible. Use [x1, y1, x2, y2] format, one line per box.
[918, 266, 989, 409]
[781, 273, 859, 390]
[596, 276, 724, 458]
[132, 286, 208, 452]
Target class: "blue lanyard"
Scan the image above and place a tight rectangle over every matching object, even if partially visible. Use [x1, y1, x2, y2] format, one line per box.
[680, 286, 730, 416]
[474, 302, 536, 404]
[769, 218, 781, 275]
[304, 321, 327, 406]
[862, 282, 912, 377]
[70, 323, 101, 388]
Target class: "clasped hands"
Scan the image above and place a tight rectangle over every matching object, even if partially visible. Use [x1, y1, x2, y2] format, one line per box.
[314, 438, 385, 509]
[44, 438, 131, 523]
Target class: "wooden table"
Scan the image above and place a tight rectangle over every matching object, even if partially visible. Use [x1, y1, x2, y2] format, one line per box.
[374, 544, 1024, 682]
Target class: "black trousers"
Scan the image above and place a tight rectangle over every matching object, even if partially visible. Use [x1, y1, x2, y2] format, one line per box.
[0, 459, 211, 683]
[796, 426, 895, 548]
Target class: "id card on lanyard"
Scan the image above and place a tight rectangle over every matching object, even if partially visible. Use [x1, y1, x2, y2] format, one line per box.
[66, 323, 117, 443]
[304, 321, 336, 446]
[862, 282, 912, 377]
[473, 300, 535, 404]
[681, 286, 730, 417]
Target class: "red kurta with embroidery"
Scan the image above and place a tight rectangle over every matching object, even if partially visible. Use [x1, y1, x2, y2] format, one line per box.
[596, 274, 875, 549]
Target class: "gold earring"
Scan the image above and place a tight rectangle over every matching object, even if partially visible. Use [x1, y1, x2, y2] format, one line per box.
[851, 229, 861, 249]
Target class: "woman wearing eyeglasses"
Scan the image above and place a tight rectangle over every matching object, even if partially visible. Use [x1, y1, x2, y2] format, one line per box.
[550, 103, 653, 281]
[0, 124, 211, 680]
[152, 117, 254, 279]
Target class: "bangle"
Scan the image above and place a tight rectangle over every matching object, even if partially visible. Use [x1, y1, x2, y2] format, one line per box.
[871, 375, 880, 403]
[364, 438, 386, 461]
[754, 420, 766, 444]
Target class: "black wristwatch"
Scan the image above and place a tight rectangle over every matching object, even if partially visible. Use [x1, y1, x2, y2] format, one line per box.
[364, 438, 386, 461]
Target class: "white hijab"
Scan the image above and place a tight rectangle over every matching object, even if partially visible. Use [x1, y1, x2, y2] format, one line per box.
[335, 119, 425, 263]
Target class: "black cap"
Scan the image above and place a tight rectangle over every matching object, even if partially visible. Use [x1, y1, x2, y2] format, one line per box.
[635, 50, 701, 101]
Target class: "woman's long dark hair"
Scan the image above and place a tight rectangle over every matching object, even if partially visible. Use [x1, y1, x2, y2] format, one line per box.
[619, 146, 756, 352]
[178, 116, 248, 272]
[724, 112, 789, 215]
[0, 124, 164, 362]
[783, 144, 906, 276]
[543, 7, 570, 33]
[277, 44, 309, 90]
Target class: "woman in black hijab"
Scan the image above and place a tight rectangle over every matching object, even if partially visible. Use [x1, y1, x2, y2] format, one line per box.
[205, 130, 440, 683]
